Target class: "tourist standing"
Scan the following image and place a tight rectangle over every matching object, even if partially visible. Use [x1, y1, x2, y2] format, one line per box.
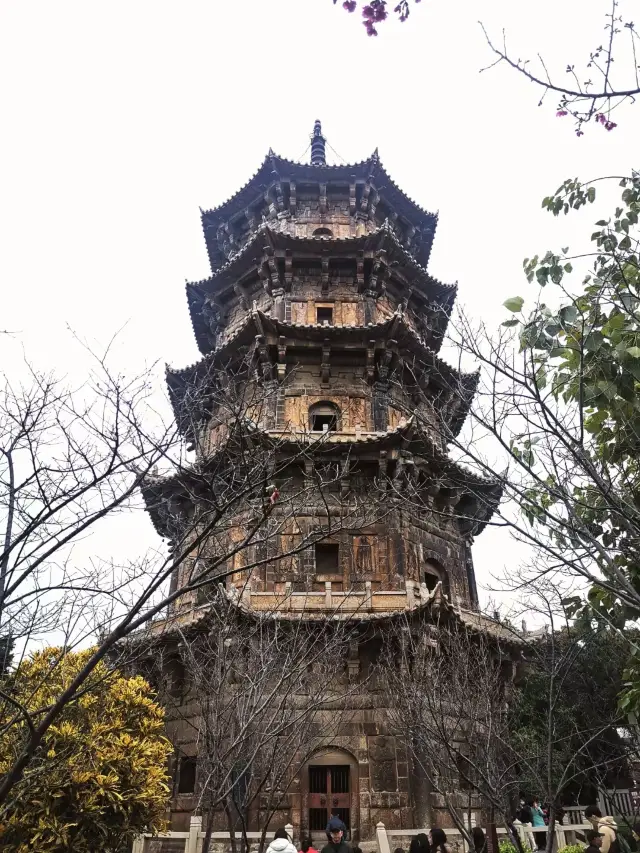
[266, 829, 297, 853]
[300, 838, 319, 853]
[416, 833, 430, 853]
[321, 821, 351, 853]
[429, 828, 453, 853]
[531, 798, 546, 850]
[472, 827, 486, 853]
[517, 796, 536, 852]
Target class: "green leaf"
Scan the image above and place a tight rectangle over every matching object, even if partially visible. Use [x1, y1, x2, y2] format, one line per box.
[504, 296, 525, 313]
[501, 319, 520, 327]
[559, 305, 578, 325]
[626, 346, 640, 358]
[583, 332, 604, 352]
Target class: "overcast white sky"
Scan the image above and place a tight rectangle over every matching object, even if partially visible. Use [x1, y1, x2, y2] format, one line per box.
[1, 0, 639, 610]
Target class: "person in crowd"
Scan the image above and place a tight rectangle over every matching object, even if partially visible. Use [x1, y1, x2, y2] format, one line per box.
[585, 830, 605, 853]
[300, 837, 319, 853]
[266, 828, 297, 853]
[321, 819, 352, 853]
[326, 814, 348, 842]
[394, 847, 405, 853]
[416, 832, 430, 853]
[410, 838, 423, 853]
[531, 797, 546, 850]
[472, 826, 486, 853]
[429, 827, 453, 853]
[352, 847, 362, 853]
[516, 795, 535, 852]
[585, 806, 618, 853]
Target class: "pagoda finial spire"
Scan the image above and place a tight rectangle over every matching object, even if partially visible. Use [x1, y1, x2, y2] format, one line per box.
[310, 119, 326, 166]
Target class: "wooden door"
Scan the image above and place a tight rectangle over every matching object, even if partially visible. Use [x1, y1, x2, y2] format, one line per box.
[308, 765, 350, 833]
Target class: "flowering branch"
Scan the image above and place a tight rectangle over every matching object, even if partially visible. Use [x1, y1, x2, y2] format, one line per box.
[333, 0, 420, 36]
[480, 0, 640, 133]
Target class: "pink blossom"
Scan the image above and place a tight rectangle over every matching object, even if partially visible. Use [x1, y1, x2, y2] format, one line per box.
[556, 110, 568, 117]
[343, 0, 357, 10]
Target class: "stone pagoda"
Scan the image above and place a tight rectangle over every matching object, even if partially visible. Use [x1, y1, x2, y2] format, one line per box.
[142, 122, 502, 840]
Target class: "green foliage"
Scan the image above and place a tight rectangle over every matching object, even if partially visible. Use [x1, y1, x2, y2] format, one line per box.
[499, 841, 518, 853]
[0, 647, 172, 853]
[498, 173, 640, 712]
[557, 845, 585, 853]
[509, 627, 630, 797]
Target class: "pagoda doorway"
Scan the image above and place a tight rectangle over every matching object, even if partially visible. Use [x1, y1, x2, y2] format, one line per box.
[302, 749, 359, 845]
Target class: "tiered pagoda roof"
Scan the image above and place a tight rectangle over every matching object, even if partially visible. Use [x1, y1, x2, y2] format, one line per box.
[142, 417, 501, 542]
[146, 122, 503, 614]
[166, 309, 478, 442]
[200, 151, 439, 272]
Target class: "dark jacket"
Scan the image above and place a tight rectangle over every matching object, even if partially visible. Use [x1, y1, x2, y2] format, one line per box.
[321, 841, 351, 853]
[585, 845, 602, 853]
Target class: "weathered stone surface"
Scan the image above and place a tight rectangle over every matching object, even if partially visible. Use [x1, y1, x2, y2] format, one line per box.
[143, 126, 506, 845]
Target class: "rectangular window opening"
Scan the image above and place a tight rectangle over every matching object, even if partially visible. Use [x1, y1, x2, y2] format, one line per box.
[178, 756, 197, 794]
[316, 306, 333, 326]
[312, 413, 337, 432]
[315, 543, 340, 573]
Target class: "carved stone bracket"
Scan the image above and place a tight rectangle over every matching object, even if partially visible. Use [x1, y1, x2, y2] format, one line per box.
[254, 334, 274, 382]
[234, 282, 249, 310]
[360, 180, 371, 213]
[368, 249, 389, 297]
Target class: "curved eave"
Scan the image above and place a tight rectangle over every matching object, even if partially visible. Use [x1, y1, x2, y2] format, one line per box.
[448, 371, 479, 439]
[187, 225, 456, 355]
[137, 578, 523, 648]
[200, 152, 376, 221]
[141, 420, 502, 540]
[167, 310, 476, 435]
[201, 151, 438, 222]
[200, 152, 439, 272]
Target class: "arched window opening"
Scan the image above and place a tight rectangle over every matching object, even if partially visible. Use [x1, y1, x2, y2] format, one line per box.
[424, 558, 447, 594]
[309, 401, 340, 432]
[313, 227, 333, 237]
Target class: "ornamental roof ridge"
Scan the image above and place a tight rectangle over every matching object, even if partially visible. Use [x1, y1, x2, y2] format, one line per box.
[199, 151, 379, 220]
[374, 156, 439, 221]
[200, 154, 271, 220]
[168, 309, 467, 383]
